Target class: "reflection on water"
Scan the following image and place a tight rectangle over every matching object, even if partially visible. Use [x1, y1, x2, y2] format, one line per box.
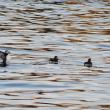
[0, 0, 110, 110]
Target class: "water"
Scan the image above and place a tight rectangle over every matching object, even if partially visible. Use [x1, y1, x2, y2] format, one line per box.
[0, 0, 110, 109]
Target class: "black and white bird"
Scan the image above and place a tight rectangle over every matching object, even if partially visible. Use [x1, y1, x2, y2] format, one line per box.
[0, 50, 9, 66]
[84, 58, 92, 68]
[49, 56, 59, 64]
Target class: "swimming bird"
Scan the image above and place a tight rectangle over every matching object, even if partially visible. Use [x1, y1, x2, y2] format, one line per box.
[84, 58, 92, 68]
[49, 56, 58, 64]
[0, 50, 9, 66]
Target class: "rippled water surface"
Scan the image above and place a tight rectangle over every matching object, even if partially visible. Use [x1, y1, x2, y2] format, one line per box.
[0, 0, 110, 110]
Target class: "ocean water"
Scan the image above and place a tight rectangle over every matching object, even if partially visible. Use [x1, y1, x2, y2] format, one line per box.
[0, 0, 110, 110]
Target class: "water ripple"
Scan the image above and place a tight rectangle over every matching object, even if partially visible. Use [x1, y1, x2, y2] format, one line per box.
[0, 0, 110, 110]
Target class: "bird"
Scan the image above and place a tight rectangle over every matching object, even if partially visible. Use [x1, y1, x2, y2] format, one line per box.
[84, 58, 92, 68]
[0, 50, 9, 66]
[49, 56, 58, 64]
